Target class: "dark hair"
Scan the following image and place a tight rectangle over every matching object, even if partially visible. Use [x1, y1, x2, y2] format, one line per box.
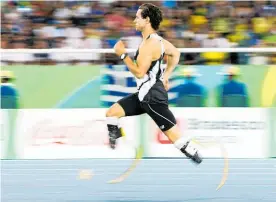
[139, 3, 163, 30]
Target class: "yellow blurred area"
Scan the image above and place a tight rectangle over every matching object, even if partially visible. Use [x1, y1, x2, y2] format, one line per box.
[201, 52, 228, 65]
[227, 31, 247, 43]
[235, 24, 248, 32]
[190, 15, 208, 26]
[272, 55, 276, 63]
[84, 29, 102, 39]
[195, 8, 208, 16]
[212, 18, 231, 33]
[267, 16, 276, 26]
[160, 18, 173, 28]
[252, 17, 271, 34]
[262, 65, 276, 107]
[18, 1, 31, 6]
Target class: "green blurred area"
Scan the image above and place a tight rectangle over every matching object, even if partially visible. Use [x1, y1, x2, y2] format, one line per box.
[241, 65, 267, 107]
[1, 64, 275, 108]
[1, 65, 101, 108]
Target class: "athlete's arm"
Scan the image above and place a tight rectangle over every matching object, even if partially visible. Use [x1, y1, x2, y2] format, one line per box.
[114, 40, 155, 79]
[163, 39, 180, 79]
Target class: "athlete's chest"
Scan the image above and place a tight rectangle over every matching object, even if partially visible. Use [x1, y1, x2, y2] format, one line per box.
[134, 41, 147, 61]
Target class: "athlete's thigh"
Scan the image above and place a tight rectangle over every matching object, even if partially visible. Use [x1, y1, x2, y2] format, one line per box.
[142, 103, 176, 131]
[118, 92, 145, 116]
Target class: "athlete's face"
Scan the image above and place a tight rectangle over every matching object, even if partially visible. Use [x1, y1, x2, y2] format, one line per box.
[134, 9, 147, 31]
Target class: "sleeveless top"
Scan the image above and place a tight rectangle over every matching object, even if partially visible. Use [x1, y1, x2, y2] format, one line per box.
[134, 33, 168, 104]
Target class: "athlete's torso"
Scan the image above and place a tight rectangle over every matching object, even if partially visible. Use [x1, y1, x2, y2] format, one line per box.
[134, 33, 168, 104]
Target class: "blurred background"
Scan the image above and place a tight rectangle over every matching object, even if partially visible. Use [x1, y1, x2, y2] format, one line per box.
[1, 0, 276, 65]
[2, 0, 276, 49]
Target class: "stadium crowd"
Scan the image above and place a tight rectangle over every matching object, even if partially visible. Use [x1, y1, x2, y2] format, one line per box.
[1, 1, 275, 65]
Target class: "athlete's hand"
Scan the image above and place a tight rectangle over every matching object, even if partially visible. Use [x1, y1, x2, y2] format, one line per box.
[114, 40, 126, 56]
[163, 76, 169, 91]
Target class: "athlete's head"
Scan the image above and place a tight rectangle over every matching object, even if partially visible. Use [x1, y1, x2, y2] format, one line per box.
[134, 3, 163, 32]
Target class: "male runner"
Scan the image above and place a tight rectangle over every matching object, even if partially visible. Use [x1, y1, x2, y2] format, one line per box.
[106, 3, 202, 164]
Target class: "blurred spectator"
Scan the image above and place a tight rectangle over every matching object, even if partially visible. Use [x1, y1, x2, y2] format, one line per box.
[0, 70, 19, 109]
[170, 67, 207, 107]
[179, 31, 201, 65]
[216, 66, 249, 107]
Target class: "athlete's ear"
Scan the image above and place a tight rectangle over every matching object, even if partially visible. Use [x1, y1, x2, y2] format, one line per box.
[146, 16, 150, 24]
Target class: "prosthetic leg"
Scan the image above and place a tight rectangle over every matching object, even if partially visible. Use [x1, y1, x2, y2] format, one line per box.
[107, 124, 124, 149]
[175, 137, 202, 164]
[181, 140, 202, 164]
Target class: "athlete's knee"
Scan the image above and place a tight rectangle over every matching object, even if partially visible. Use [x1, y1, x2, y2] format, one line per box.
[106, 107, 120, 118]
[106, 103, 125, 118]
[106, 108, 115, 117]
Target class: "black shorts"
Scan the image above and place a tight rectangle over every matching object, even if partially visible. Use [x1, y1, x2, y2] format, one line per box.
[118, 92, 176, 131]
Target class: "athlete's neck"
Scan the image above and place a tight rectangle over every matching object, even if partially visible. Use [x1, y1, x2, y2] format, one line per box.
[142, 27, 156, 40]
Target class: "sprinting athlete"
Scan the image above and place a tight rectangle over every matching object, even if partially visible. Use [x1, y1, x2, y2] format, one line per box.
[106, 3, 202, 164]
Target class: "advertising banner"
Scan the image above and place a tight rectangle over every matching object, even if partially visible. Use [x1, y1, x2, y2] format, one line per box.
[0, 109, 18, 159]
[1, 108, 273, 159]
[9, 109, 138, 159]
[147, 108, 270, 158]
[0, 110, 8, 158]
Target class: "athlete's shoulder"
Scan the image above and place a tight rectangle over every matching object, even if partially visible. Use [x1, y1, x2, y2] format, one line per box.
[161, 38, 179, 56]
[140, 37, 160, 52]
[145, 36, 161, 46]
